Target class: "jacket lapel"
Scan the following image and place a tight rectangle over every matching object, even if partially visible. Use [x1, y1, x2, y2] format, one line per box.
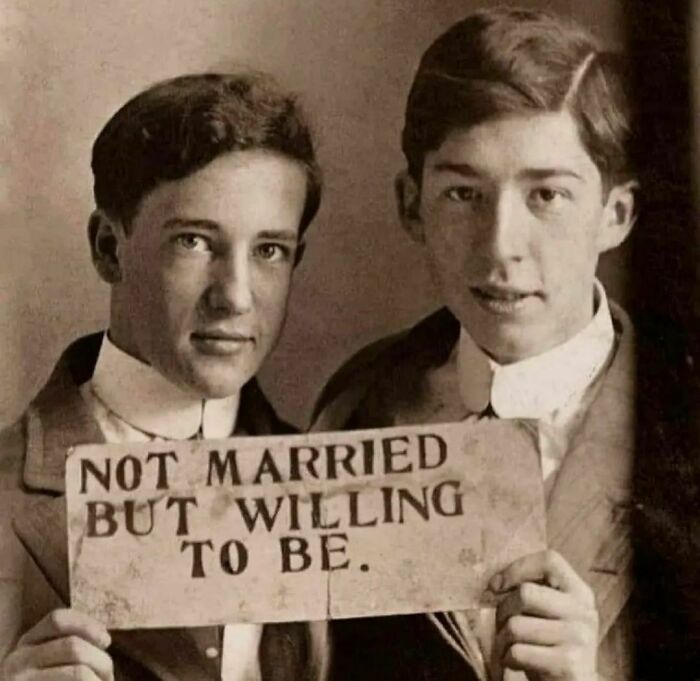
[547, 305, 635, 639]
[14, 335, 107, 604]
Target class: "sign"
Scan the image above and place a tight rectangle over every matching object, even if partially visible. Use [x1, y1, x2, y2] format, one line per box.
[66, 419, 545, 629]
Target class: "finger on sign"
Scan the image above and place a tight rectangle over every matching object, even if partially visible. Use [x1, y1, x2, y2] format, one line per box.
[26, 664, 103, 681]
[18, 636, 114, 680]
[489, 550, 592, 603]
[495, 582, 579, 627]
[497, 614, 568, 648]
[18, 609, 111, 650]
[503, 642, 563, 674]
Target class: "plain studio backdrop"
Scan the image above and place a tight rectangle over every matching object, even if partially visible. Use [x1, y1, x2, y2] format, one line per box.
[0, 0, 625, 429]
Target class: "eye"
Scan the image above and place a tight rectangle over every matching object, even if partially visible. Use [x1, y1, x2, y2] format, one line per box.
[528, 187, 570, 209]
[444, 186, 481, 203]
[255, 243, 291, 263]
[173, 234, 211, 253]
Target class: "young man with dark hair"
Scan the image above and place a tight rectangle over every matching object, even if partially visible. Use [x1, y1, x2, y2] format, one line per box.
[315, 8, 637, 681]
[0, 72, 324, 681]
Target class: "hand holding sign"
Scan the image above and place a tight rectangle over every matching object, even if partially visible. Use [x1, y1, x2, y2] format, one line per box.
[2, 609, 113, 681]
[490, 549, 599, 681]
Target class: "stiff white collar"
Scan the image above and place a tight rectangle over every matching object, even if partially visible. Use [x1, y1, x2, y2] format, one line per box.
[90, 334, 239, 440]
[457, 281, 615, 419]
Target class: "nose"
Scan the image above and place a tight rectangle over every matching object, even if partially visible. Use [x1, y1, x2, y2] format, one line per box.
[205, 248, 253, 315]
[478, 190, 529, 263]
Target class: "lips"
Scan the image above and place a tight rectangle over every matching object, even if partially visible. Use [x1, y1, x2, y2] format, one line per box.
[470, 285, 541, 314]
[192, 330, 253, 342]
[191, 330, 254, 355]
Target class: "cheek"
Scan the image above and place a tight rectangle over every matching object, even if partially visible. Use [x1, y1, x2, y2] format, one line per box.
[153, 264, 210, 324]
[120, 251, 171, 319]
[425, 222, 473, 272]
[557, 202, 604, 244]
[536, 205, 600, 251]
[555, 218, 601, 265]
[536, 229, 601, 295]
[253, 269, 293, 329]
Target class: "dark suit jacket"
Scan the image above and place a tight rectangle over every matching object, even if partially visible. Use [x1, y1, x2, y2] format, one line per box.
[0, 333, 319, 681]
[313, 305, 636, 681]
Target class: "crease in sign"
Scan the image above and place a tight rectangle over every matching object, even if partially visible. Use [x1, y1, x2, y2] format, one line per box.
[323, 478, 332, 620]
[69, 518, 86, 579]
[294, 466, 331, 617]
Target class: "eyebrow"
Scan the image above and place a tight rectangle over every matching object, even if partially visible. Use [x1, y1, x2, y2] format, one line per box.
[518, 167, 584, 181]
[257, 230, 298, 242]
[431, 162, 480, 177]
[431, 162, 583, 182]
[162, 218, 220, 231]
[161, 219, 298, 241]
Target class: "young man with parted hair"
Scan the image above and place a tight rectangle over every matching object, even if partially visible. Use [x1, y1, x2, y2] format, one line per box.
[0, 72, 327, 681]
[315, 8, 638, 681]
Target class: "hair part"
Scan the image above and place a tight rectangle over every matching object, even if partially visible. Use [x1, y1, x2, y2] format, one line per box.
[402, 8, 636, 194]
[92, 72, 321, 235]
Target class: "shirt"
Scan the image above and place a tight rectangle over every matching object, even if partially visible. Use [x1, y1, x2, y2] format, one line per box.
[79, 333, 261, 681]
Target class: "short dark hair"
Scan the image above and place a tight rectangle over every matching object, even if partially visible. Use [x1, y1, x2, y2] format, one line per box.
[402, 8, 635, 193]
[92, 72, 321, 235]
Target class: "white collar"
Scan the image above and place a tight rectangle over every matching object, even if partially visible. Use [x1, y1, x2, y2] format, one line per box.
[457, 281, 615, 419]
[90, 334, 239, 439]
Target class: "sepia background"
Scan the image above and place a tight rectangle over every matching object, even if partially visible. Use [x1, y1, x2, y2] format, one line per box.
[3, 1, 700, 676]
[0, 0, 626, 428]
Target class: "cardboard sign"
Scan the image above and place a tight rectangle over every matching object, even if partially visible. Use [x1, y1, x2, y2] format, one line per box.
[66, 419, 545, 629]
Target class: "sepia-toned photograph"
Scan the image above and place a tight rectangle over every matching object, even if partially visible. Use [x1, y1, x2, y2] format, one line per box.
[1, 1, 698, 679]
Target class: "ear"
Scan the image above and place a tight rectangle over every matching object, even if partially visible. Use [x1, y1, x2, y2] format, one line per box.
[293, 240, 306, 268]
[596, 180, 638, 253]
[395, 170, 424, 243]
[87, 209, 125, 284]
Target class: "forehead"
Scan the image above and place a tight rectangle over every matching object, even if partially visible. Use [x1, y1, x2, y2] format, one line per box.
[425, 110, 600, 181]
[133, 149, 307, 228]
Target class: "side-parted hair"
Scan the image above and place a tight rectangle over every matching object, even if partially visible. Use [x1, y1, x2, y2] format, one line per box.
[402, 8, 635, 193]
[92, 72, 321, 235]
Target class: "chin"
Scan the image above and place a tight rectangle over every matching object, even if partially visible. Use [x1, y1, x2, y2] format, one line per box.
[201, 386, 241, 399]
[470, 324, 539, 363]
[174, 346, 257, 396]
[193, 363, 257, 398]
[193, 376, 248, 399]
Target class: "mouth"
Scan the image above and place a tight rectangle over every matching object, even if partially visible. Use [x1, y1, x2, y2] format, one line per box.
[470, 285, 541, 314]
[191, 330, 255, 355]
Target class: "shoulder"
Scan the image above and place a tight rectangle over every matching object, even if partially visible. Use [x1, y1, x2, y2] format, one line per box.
[240, 379, 299, 435]
[311, 308, 460, 431]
